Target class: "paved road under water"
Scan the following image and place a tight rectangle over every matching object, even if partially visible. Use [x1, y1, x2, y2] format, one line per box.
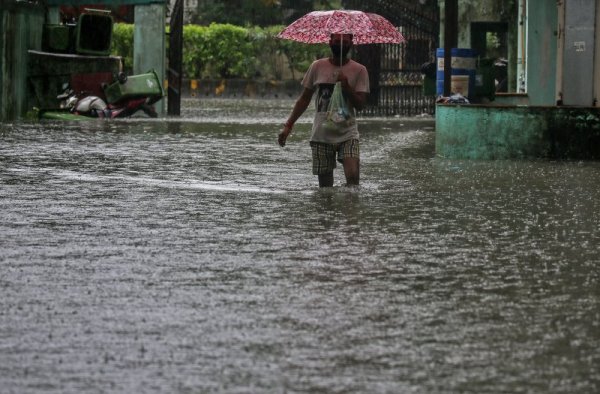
[1, 99, 599, 393]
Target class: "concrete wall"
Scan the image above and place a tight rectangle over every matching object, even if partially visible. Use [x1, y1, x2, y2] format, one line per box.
[1, 2, 44, 121]
[436, 104, 600, 159]
[454, 0, 517, 49]
[181, 78, 302, 99]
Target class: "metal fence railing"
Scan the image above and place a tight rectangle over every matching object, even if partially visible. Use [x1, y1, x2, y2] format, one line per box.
[343, 0, 440, 116]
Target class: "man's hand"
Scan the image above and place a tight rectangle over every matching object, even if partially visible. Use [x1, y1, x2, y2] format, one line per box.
[337, 71, 366, 111]
[279, 87, 313, 147]
[278, 124, 292, 147]
[337, 70, 350, 91]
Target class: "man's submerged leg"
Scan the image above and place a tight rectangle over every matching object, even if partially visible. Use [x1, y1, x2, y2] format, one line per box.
[318, 172, 334, 187]
[343, 157, 360, 186]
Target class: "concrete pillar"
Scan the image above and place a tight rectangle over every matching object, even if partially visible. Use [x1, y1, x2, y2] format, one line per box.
[562, 0, 596, 106]
[47, 7, 60, 24]
[134, 3, 166, 115]
[526, 0, 558, 106]
[1, 2, 44, 121]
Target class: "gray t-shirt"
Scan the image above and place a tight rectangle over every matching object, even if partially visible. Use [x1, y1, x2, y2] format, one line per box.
[301, 58, 370, 143]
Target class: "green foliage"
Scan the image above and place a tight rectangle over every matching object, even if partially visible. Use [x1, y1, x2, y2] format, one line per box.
[202, 23, 255, 78]
[112, 22, 327, 80]
[186, 0, 342, 27]
[183, 23, 254, 79]
[274, 27, 327, 79]
[182, 23, 327, 79]
[182, 24, 208, 79]
[110, 23, 134, 73]
[247, 25, 327, 80]
[193, 0, 283, 26]
[188, 0, 343, 26]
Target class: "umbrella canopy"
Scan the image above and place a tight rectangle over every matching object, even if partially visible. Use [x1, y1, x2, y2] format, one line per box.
[277, 10, 406, 45]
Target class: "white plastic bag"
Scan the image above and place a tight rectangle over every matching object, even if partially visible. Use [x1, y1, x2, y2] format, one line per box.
[323, 82, 353, 133]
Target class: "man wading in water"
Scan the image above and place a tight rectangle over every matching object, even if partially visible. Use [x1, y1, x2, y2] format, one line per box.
[278, 33, 370, 188]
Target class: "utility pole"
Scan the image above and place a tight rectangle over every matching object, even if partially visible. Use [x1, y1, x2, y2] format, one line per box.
[168, 0, 184, 116]
[443, 0, 458, 96]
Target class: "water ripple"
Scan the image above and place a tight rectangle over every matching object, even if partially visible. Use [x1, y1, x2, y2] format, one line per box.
[1, 99, 599, 393]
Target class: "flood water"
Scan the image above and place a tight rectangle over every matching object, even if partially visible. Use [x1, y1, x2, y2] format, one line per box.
[1, 98, 599, 393]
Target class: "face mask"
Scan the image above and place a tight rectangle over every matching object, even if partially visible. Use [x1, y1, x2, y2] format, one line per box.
[330, 44, 352, 58]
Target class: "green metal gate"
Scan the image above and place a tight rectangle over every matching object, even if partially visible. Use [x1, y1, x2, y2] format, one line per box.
[342, 0, 439, 116]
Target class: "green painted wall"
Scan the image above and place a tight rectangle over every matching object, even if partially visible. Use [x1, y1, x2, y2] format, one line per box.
[526, 0, 558, 106]
[1, 2, 44, 121]
[436, 104, 600, 160]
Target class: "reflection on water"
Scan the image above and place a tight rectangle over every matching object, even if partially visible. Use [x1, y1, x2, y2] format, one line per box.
[0, 99, 599, 393]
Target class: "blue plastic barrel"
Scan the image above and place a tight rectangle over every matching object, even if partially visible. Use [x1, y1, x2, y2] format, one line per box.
[436, 48, 477, 98]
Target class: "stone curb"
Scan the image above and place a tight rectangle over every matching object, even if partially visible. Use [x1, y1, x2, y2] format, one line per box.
[172, 78, 303, 99]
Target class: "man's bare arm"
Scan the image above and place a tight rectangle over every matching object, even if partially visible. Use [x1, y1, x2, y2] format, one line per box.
[278, 87, 314, 147]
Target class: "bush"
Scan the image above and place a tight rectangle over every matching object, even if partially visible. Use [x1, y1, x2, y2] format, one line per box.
[182, 24, 208, 78]
[182, 23, 261, 79]
[273, 27, 327, 79]
[248, 25, 327, 80]
[112, 22, 327, 80]
[110, 23, 134, 73]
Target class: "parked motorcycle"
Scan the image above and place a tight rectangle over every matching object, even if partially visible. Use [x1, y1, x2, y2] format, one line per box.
[58, 86, 158, 119]
[57, 89, 158, 119]
[51, 70, 163, 119]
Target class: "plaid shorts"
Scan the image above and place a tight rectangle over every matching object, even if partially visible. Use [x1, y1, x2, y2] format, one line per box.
[309, 139, 360, 175]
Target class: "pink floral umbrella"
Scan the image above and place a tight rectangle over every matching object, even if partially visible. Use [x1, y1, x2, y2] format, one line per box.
[277, 10, 406, 45]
